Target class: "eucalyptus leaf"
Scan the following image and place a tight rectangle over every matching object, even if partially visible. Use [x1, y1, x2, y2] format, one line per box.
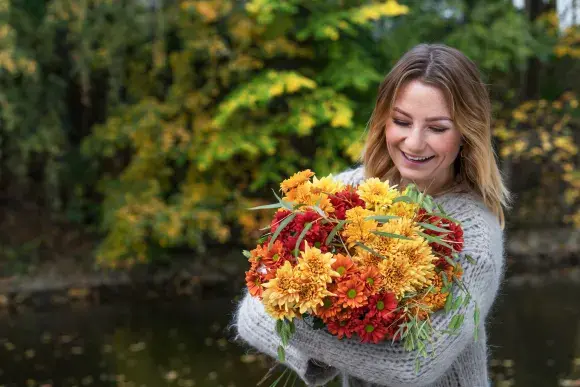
[371, 230, 412, 240]
[294, 222, 314, 256]
[355, 242, 388, 260]
[325, 219, 347, 245]
[249, 202, 283, 210]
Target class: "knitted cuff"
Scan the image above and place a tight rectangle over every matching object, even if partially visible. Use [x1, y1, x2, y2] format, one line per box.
[235, 294, 339, 386]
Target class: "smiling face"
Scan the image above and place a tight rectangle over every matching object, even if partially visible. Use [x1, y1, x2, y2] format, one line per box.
[385, 80, 462, 194]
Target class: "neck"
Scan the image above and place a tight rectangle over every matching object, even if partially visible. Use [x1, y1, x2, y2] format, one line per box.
[398, 170, 457, 197]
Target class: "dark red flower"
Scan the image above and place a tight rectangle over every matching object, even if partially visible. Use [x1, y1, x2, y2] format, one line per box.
[416, 209, 464, 268]
[329, 187, 366, 220]
[269, 209, 332, 254]
[326, 317, 359, 339]
[366, 292, 398, 320]
[357, 315, 388, 344]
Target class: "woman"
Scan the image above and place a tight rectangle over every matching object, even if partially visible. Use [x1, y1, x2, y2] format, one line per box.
[234, 43, 511, 386]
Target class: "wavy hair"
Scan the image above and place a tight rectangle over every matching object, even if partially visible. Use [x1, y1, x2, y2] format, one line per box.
[362, 43, 511, 227]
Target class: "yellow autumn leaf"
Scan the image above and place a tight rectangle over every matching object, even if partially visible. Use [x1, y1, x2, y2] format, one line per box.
[297, 113, 316, 135]
[331, 109, 353, 128]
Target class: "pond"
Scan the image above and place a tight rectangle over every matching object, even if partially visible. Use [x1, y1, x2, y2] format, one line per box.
[0, 278, 579, 387]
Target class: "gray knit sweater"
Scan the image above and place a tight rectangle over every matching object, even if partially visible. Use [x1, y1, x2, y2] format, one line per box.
[234, 166, 504, 387]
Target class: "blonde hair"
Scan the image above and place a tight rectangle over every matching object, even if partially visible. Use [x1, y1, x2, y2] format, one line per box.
[363, 43, 511, 228]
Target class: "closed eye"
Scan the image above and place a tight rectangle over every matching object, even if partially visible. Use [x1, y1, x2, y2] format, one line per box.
[430, 127, 448, 133]
[393, 119, 410, 127]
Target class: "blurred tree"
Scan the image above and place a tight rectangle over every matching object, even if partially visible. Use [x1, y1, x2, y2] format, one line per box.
[0, 0, 578, 267]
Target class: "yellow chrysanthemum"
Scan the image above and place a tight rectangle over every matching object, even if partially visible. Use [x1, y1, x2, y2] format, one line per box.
[356, 178, 399, 211]
[387, 201, 419, 218]
[281, 170, 315, 194]
[353, 249, 383, 268]
[264, 302, 299, 320]
[262, 261, 301, 308]
[296, 243, 340, 284]
[342, 207, 378, 247]
[295, 277, 335, 314]
[287, 183, 335, 214]
[377, 249, 435, 299]
[309, 175, 344, 195]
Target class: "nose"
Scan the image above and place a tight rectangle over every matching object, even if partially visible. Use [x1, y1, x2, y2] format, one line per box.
[404, 127, 425, 152]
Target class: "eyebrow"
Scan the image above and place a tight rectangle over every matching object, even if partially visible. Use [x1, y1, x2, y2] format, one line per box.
[393, 107, 453, 122]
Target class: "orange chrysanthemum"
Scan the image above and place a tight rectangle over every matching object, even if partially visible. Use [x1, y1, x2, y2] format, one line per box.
[336, 277, 369, 308]
[332, 253, 356, 278]
[245, 270, 264, 298]
[316, 296, 342, 320]
[360, 266, 383, 292]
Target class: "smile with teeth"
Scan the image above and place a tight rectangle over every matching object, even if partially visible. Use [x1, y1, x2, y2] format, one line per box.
[402, 152, 435, 162]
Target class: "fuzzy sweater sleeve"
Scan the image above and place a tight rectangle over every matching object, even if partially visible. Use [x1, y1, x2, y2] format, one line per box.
[286, 193, 505, 387]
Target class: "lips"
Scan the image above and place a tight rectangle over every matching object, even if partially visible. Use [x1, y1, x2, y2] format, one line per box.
[402, 151, 435, 163]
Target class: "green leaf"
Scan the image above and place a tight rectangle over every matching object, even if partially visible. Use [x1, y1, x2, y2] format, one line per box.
[280, 329, 289, 346]
[449, 314, 464, 332]
[417, 231, 453, 249]
[441, 271, 449, 288]
[277, 345, 286, 362]
[463, 294, 471, 307]
[444, 292, 454, 313]
[371, 230, 412, 240]
[465, 254, 476, 264]
[294, 222, 314, 256]
[269, 213, 297, 250]
[418, 222, 451, 233]
[393, 195, 414, 204]
[272, 189, 294, 210]
[452, 295, 463, 311]
[242, 250, 251, 258]
[364, 215, 400, 222]
[249, 202, 283, 210]
[429, 211, 460, 224]
[325, 219, 347, 245]
[443, 254, 457, 268]
[474, 305, 480, 340]
[354, 242, 388, 260]
[311, 205, 327, 218]
[275, 319, 284, 336]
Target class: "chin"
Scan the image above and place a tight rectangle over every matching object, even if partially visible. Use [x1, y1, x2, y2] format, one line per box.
[399, 170, 430, 183]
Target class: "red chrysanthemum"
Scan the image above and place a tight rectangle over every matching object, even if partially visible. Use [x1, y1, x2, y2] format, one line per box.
[270, 210, 332, 254]
[329, 187, 366, 220]
[366, 292, 398, 320]
[357, 316, 388, 344]
[326, 317, 359, 339]
[417, 209, 464, 268]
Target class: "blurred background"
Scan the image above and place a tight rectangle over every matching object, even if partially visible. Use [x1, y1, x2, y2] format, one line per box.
[0, 0, 579, 386]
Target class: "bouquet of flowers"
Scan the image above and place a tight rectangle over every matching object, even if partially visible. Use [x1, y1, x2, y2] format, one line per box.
[243, 170, 477, 366]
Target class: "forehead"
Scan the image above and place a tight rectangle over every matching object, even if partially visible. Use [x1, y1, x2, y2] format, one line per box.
[393, 80, 452, 117]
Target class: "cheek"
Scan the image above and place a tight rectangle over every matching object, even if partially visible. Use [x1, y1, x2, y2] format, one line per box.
[432, 133, 461, 158]
[384, 124, 403, 145]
